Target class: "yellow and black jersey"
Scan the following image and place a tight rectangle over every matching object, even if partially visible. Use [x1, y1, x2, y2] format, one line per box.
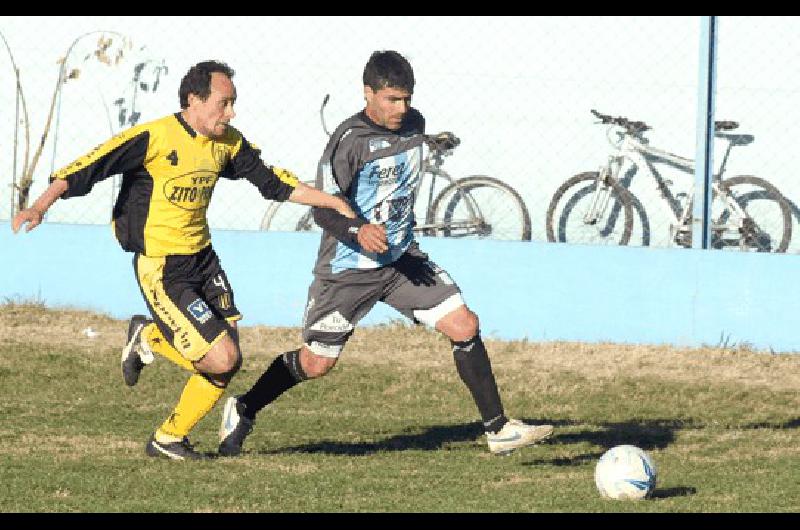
[51, 113, 298, 256]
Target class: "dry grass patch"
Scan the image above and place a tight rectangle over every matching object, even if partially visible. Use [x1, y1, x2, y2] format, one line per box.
[4, 304, 799, 392]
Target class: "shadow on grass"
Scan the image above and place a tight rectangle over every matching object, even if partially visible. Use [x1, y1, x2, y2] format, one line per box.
[741, 418, 800, 429]
[522, 417, 694, 467]
[256, 417, 697, 459]
[651, 486, 697, 499]
[257, 422, 485, 456]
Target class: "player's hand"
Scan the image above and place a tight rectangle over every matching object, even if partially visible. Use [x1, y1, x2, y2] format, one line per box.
[403, 254, 438, 286]
[11, 208, 44, 234]
[357, 223, 388, 254]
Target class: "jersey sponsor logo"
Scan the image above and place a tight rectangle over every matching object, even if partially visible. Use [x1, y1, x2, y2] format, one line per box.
[367, 162, 406, 183]
[164, 170, 217, 210]
[308, 310, 353, 333]
[368, 138, 392, 152]
[187, 298, 213, 324]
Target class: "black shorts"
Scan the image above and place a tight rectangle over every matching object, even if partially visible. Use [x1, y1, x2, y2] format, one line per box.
[133, 245, 241, 362]
[302, 243, 463, 358]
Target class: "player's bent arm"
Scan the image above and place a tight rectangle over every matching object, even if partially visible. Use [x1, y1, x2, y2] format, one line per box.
[288, 181, 356, 219]
[311, 207, 387, 254]
[11, 179, 69, 234]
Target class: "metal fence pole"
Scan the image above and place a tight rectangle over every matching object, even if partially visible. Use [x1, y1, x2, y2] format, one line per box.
[693, 15, 718, 249]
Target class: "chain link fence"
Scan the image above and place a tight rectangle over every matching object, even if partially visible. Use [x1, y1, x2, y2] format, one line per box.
[2, 16, 798, 252]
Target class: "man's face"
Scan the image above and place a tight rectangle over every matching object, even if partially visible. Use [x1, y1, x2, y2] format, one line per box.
[364, 86, 412, 130]
[188, 72, 237, 138]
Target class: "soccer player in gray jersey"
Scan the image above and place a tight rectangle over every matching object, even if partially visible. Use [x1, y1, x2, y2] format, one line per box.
[218, 50, 553, 457]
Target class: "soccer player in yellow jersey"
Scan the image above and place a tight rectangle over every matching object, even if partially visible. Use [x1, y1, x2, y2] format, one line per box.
[11, 60, 356, 460]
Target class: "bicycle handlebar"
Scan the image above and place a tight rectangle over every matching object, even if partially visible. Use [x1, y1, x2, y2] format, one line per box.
[590, 109, 651, 133]
[591, 109, 739, 134]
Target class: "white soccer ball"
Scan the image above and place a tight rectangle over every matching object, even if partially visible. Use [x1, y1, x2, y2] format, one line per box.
[594, 445, 657, 500]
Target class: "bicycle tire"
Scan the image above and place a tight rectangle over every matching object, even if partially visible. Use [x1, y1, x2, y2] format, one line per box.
[259, 201, 318, 232]
[545, 171, 633, 245]
[294, 208, 321, 232]
[426, 175, 532, 241]
[713, 175, 792, 253]
[259, 201, 280, 230]
[259, 180, 317, 232]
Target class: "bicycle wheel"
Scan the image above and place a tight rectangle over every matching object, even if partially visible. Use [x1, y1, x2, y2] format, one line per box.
[545, 171, 633, 245]
[426, 175, 532, 241]
[712, 175, 792, 252]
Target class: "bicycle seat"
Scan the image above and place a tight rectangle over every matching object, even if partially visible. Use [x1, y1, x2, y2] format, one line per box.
[715, 133, 754, 146]
[714, 120, 738, 131]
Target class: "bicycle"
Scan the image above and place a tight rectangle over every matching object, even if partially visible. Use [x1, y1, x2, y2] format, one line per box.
[545, 109, 792, 252]
[259, 97, 532, 241]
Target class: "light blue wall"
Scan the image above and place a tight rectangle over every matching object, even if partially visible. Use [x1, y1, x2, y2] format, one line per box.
[1, 222, 797, 352]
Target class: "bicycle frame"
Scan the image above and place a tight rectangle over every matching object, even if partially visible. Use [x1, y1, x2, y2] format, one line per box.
[598, 127, 751, 242]
[412, 146, 484, 234]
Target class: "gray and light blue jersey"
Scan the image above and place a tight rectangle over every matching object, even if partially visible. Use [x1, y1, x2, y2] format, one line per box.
[313, 109, 427, 276]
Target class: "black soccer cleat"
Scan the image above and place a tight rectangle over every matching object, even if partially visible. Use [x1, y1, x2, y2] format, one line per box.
[218, 396, 255, 457]
[145, 434, 208, 460]
[121, 315, 154, 387]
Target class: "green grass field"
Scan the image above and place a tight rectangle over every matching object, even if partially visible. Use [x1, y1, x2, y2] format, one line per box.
[1, 302, 799, 512]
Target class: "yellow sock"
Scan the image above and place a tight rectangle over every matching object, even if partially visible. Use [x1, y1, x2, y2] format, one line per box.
[156, 373, 224, 441]
[144, 323, 197, 373]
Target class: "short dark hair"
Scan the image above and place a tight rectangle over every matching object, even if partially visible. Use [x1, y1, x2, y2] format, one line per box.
[179, 60, 235, 109]
[362, 50, 414, 93]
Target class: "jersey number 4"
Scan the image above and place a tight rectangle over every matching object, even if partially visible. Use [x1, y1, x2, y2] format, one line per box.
[166, 150, 179, 166]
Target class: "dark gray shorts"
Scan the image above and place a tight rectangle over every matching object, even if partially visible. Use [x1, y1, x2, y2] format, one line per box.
[302, 243, 463, 357]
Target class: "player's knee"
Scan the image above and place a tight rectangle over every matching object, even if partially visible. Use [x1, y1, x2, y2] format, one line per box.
[196, 334, 240, 375]
[300, 346, 337, 379]
[215, 338, 241, 373]
[438, 307, 479, 342]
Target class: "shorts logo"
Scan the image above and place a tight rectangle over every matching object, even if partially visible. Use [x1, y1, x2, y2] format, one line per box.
[309, 310, 353, 333]
[187, 298, 213, 324]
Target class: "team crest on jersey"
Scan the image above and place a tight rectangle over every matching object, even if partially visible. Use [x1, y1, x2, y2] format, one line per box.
[187, 298, 213, 324]
[368, 138, 392, 152]
[212, 144, 229, 166]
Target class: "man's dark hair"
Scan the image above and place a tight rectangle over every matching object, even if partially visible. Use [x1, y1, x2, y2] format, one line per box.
[179, 60, 235, 109]
[363, 50, 414, 92]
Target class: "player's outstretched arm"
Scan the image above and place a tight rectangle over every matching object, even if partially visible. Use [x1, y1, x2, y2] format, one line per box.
[11, 179, 69, 234]
[288, 181, 356, 219]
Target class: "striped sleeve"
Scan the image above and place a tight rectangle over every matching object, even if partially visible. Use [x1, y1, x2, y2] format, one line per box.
[51, 127, 150, 199]
[225, 135, 298, 202]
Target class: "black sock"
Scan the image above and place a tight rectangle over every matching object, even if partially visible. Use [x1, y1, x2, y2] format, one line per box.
[451, 334, 507, 433]
[239, 349, 307, 420]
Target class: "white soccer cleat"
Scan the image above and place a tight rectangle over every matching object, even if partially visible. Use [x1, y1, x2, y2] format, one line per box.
[121, 315, 155, 387]
[486, 418, 554, 455]
[218, 396, 254, 457]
